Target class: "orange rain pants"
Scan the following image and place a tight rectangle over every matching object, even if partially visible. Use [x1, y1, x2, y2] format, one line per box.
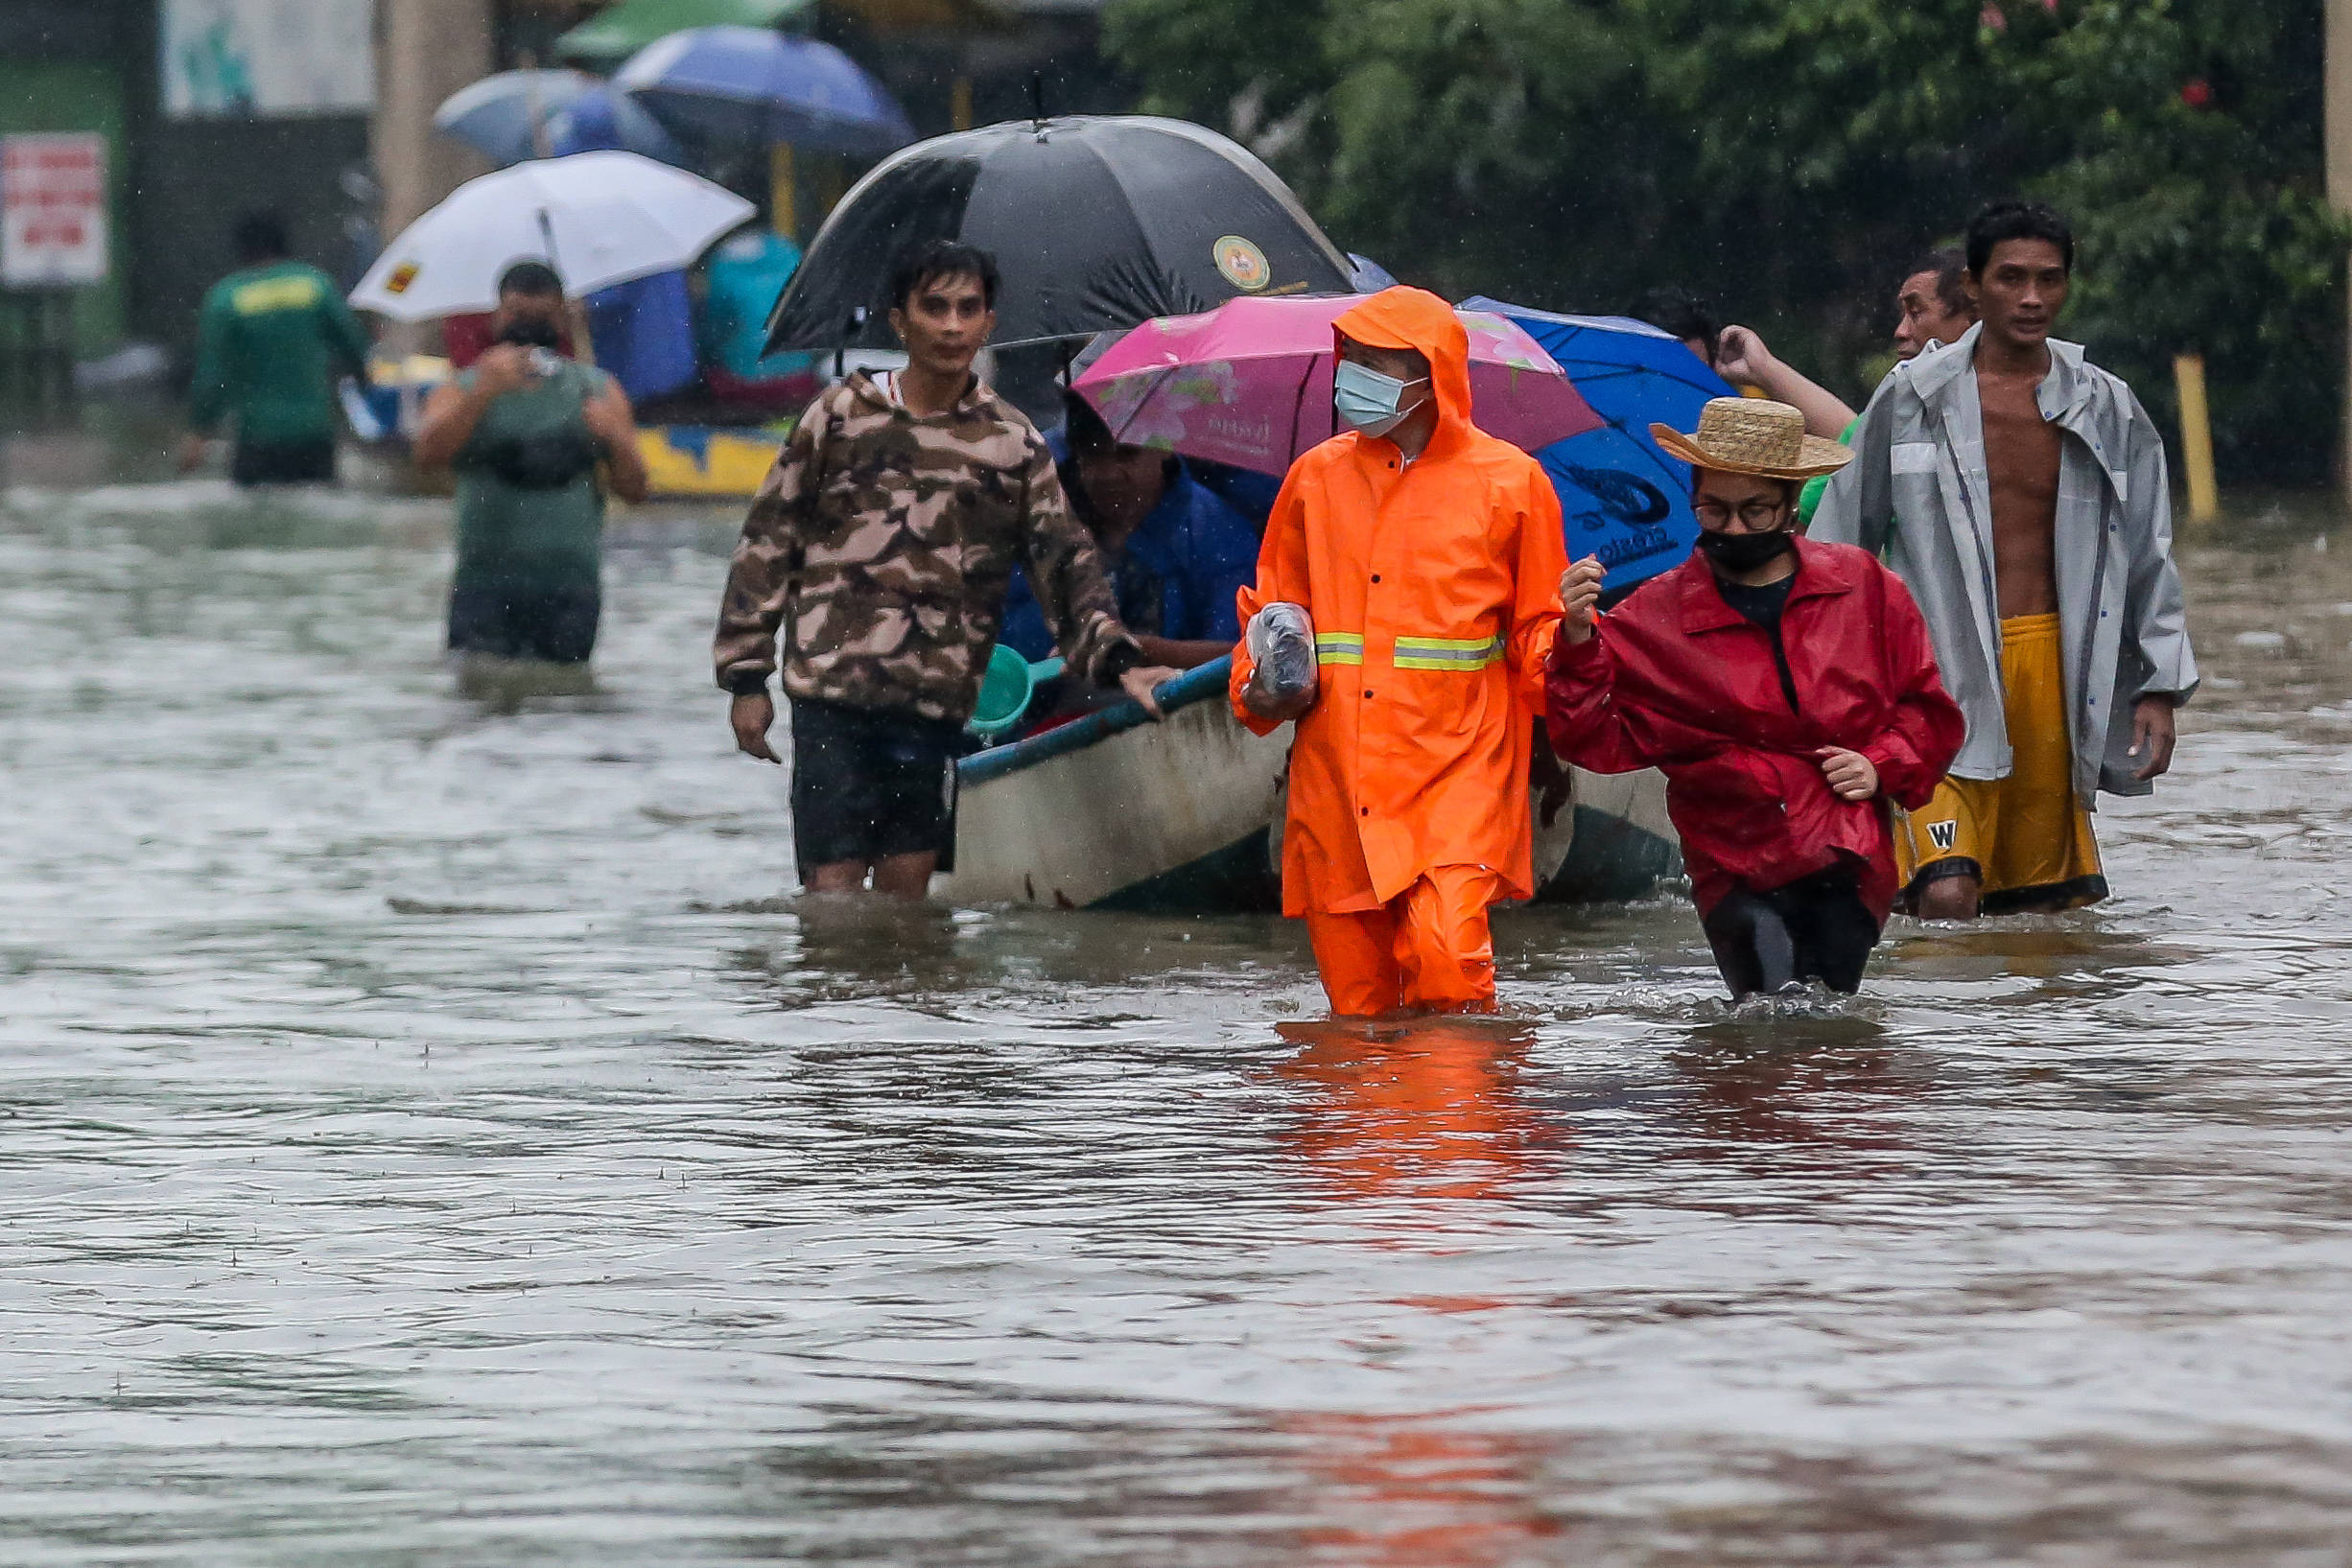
[1304, 865, 1503, 1016]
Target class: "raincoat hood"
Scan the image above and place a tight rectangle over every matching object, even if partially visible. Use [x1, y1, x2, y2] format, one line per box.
[1332, 287, 1473, 452]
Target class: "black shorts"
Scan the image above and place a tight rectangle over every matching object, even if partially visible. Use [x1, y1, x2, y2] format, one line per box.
[789, 697, 963, 878]
[232, 437, 338, 486]
[447, 579, 600, 664]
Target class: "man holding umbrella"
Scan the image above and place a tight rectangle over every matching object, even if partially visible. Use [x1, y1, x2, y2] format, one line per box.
[1232, 286, 1568, 1016]
[715, 241, 1179, 900]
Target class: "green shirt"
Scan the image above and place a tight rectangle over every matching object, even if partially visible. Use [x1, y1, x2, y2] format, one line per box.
[1797, 415, 1863, 527]
[188, 260, 372, 447]
[452, 359, 614, 590]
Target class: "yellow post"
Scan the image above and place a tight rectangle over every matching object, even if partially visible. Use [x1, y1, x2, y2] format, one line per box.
[2173, 352, 2220, 524]
[2327, 0, 2352, 500]
[952, 76, 975, 132]
[769, 144, 797, 241]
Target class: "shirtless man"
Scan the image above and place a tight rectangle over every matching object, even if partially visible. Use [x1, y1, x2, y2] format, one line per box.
[1811, 200, 2198, 919]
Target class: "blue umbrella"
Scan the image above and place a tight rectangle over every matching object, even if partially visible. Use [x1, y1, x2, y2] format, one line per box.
[615, 25, 913, 157]
[434, 70, 596, 165]
[1463, 295, 1735, 595]
[435, 70, 687, 167]
[547, 85, 689, 165]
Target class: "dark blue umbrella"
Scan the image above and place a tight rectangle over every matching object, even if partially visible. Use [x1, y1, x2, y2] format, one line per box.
[615, 25, 913, 157]
[1463, 296, 1734, 594]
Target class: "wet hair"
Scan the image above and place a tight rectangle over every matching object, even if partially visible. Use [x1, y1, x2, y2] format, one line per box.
[888, 239, 999, 312]
[233, 211, 290, 264]
[1965, 199, 2074, 277]
[497, 260, 565, 300]
[1907, 246, 1973, 316]
[1635, 286, 1720, 359]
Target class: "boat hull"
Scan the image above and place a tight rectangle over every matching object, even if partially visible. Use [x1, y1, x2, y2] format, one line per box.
[939, 658, 1679, 913]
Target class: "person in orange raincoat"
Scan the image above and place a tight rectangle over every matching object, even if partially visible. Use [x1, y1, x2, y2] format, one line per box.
[1231, 287, 1567, 1016]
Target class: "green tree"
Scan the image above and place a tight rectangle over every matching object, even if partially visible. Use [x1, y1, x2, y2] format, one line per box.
[1106, 0, 2346, 481]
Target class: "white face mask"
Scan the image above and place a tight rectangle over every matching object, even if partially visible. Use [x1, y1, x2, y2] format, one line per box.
[1333, 359, 1429, 438]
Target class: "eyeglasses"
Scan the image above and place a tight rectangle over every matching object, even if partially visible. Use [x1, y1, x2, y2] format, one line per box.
[1694, 498, 1789, 529]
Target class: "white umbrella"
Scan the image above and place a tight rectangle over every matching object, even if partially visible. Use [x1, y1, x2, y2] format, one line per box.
[350, 150, 754, 321]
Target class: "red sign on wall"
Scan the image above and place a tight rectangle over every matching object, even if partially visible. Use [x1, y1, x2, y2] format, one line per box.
[2, 133, 110, 288]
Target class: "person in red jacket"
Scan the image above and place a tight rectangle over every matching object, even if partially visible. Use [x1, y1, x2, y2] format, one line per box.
[1547, 398, 1964, 997]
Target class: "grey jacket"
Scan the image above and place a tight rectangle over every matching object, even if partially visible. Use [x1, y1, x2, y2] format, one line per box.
[1810, 325, 2198, 801]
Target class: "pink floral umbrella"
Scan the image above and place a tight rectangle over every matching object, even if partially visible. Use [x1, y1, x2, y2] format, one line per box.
[1072, 293, 1601, 476]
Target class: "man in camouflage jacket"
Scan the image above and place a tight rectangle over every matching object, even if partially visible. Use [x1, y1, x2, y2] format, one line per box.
[715, 240, 1177, 898]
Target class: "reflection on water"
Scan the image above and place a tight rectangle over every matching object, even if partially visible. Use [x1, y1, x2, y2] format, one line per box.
[3, 479, 2352, 1563]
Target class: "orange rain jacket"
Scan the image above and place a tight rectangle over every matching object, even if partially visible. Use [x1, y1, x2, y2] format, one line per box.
[1231, 287, 1568, 917]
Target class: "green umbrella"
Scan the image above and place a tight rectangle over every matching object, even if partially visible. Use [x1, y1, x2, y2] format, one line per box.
[553, 0, 813, 70]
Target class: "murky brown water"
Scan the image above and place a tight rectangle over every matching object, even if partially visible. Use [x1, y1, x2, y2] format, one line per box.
[4, 477, 2350, 1564]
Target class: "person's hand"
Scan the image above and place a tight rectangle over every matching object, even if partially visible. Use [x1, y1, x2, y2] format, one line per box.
[730, 690, 781, 762]
[1558, 555, 1607, 644]
[473, 344, 535, 398]
[1243, 679, 1314, 723]
[176, 433, 212, 475]
[1714, 324, 1779, 388]
[1120, 664, 1182, 718]
[1817, 746, 1879, 802]
[2129, 693, 2177, 780]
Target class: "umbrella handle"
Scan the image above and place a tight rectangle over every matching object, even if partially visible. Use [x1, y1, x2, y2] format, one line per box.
[531, 206, 600, 368]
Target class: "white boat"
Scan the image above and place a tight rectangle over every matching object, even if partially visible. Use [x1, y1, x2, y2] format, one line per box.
[938, 656, 1678, 912]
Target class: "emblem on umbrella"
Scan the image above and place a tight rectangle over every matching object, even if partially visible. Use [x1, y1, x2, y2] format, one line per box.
[1214, 236, 1270, 293]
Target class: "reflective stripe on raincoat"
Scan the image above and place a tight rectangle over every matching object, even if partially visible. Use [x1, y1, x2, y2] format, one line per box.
[1230, 287, 1568, 917]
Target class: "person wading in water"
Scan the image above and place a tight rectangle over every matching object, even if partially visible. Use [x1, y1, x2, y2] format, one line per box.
[413, 261, 649, 685]
[714, 240, 1176, 900]
[1547, 399, 1964, 998]
[1812, 199, 2199, 918]
[1234, 286, 1567, 1017]
[181, 211, 373, 487]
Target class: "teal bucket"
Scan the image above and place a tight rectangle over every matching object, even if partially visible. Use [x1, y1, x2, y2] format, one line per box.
[969, 644, 1065, 740]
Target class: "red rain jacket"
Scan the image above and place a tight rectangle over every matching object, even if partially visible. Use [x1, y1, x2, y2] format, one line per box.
[1232, 287, 1567, 916]
[1544, 538, 1964, 922]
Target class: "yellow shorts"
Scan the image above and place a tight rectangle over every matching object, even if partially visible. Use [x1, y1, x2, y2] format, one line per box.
[1896, 613, 2106, 913]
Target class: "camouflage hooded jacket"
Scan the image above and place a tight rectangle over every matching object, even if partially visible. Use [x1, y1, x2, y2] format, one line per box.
[714, 372, 1141, 723]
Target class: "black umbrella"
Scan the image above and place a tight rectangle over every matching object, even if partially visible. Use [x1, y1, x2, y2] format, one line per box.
[765, 115, 1357, 353]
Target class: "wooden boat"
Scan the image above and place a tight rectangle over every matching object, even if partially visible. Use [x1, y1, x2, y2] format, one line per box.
[938, 657, 1678, 913]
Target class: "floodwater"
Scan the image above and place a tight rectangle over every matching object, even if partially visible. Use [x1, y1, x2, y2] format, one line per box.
[4, 474, 2351, 1566]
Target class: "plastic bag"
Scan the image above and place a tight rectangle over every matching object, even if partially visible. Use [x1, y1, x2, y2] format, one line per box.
[1243, 601, 1318, 720]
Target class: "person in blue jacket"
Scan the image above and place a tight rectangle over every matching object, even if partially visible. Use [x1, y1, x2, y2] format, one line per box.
[1000, 393, 1260, 674]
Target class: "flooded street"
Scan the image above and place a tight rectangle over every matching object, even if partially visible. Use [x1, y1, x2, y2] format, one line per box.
[5, 476, 2351, 1564]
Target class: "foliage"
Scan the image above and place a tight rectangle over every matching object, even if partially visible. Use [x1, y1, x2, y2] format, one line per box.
[1105, 0, 2347, 480]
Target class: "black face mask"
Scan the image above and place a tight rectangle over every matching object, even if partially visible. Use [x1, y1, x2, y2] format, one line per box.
[495, 312, 563, 349]
[1696, 525, 1795, 574]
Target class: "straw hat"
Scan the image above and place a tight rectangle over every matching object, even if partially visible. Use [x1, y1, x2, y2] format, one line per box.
[1651, 397, 1852, 480]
